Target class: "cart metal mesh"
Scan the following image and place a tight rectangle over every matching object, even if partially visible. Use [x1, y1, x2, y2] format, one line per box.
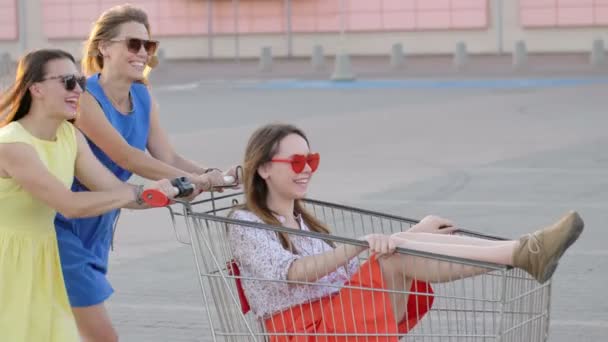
[163, 192, 551, 342]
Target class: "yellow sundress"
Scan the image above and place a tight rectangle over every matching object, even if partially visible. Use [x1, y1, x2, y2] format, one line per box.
[0, 120, 79, 341]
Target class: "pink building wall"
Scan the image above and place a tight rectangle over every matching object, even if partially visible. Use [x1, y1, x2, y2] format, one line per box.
[0, 0, 17, 40]
[521, 0, 608, 27]
[41, 0, 489, 39]
[0, 1, 603, 43]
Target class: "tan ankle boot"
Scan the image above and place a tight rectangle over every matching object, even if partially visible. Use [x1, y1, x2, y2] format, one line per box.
[512, 211, 584, 284]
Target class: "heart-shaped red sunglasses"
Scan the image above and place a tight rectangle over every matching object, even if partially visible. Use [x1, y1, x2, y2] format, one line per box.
[270, 153, 320, 173]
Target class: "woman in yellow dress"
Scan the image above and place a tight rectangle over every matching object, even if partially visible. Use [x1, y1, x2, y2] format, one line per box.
[0, 49, 178, 341]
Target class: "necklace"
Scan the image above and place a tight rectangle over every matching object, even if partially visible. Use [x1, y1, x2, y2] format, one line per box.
[99, 80, 134, 114]
[107, 91, 133, 114]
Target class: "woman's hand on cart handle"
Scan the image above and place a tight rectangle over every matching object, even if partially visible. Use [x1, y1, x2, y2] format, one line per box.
[142, 177, 194, 207]
[141, 176, 234, 207]
[140, 179, 179, 207]
[205, 165, 242, 191]
[408, 215, 459, 235]
[192, 169, 240, 192]
[363, 234, 398, 258]
[223, 165, 243, 187]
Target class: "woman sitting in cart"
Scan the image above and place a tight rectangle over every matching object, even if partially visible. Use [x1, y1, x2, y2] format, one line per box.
[227, 123, 583, 341]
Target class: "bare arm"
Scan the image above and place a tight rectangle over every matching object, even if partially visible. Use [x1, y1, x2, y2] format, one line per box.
[73, 129, 169, 210]
[287, 244, 367, 283]
[146, 99, 207, 174]
[0, 142, 136, 218]
[227, 213, 368, 284]
[289, 233, 405, 282]
[75, 92, 193, 181]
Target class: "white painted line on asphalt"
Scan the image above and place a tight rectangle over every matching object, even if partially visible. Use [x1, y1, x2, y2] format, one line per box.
[153, 78, 306, 92]
[155, 82, 200, 92]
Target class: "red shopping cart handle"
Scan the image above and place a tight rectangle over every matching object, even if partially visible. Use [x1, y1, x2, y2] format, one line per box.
[142, 189, 171, 207]
[141, 183, 181, 208]
[142, 177, 195, 207]
[141, 176, 236, 207]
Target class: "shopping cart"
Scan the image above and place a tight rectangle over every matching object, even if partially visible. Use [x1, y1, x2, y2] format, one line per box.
[144, 187, 552, 342]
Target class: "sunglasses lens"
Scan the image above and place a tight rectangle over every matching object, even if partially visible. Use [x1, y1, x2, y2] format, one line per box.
[308, 153, 320, 172]
[63, 76, 76, 91]
[62, 76, 86, 91]
[291, 155, 307, 173]
[77, 76, 87, 91]
[126, 38, 143, 53]
[143, 40, 158, 55]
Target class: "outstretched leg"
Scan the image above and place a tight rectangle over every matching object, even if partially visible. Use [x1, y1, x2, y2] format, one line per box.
[376, 211, 583, 322]
[393, 230, 515, 247]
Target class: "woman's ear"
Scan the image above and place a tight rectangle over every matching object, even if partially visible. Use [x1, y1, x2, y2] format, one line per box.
[98, 41, 109, 59]
[28, 83, 43, 98]
[257, 162, 270, 180]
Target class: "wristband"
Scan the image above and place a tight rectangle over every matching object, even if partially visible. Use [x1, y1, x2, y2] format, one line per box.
[134, 184, 145, 205]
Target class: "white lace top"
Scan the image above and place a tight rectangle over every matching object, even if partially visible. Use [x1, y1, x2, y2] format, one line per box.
[227, 209, 360, 318]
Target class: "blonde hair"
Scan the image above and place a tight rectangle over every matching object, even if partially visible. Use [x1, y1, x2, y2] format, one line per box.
[82, 4, 153, 82]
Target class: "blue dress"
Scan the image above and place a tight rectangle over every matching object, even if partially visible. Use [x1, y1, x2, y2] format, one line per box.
[54, 74, 151, 307]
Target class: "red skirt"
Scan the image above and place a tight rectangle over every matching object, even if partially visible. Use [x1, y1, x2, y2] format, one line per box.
[264, 255, 434, 342]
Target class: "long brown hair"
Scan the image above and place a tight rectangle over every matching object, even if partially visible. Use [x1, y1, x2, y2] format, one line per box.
[0, 49, 76, 127]
[239, 123, 333, 252]
[82, 4, 153, 81]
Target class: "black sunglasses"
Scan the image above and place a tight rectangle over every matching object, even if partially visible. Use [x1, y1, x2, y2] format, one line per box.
[42, 74, 87, 92]
[111, 37, 159, 55]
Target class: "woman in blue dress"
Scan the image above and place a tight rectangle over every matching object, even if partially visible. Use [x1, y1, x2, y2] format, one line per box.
[54, 4, 236, 341]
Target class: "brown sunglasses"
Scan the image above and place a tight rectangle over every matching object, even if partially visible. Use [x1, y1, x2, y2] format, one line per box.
[111, 37, 159, 55]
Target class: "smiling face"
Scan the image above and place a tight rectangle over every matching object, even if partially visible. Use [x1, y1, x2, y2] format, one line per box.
[258, 133, 318, 201]
[33, 58, 84, 120]
[100, 21, 155, 81]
